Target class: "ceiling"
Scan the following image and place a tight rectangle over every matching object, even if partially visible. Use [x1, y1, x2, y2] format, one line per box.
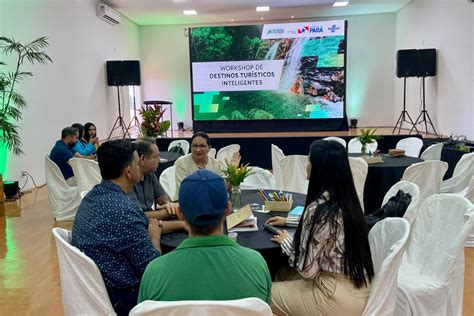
[106, 0, 412, 26]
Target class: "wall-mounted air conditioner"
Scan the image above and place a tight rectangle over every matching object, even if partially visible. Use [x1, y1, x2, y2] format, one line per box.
[97, 3, 121, 25]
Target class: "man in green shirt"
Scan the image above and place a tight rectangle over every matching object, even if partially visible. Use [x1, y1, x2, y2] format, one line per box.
[138, 169, 271, 304]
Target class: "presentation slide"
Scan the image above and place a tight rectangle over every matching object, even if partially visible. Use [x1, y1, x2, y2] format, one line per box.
[189, 20, 347, 122]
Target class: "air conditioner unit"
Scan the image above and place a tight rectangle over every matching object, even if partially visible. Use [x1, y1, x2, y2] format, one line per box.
[97, 3, 121, 25]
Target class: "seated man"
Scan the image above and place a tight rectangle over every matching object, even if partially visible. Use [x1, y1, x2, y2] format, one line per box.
[49, 126, 94, 186]
[138, 169, 271, 304]
[72, 140, 162, 316]
[127, 138, 185, 233]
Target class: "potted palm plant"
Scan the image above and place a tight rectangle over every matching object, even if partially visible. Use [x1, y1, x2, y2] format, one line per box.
[0, 36, 52, 156]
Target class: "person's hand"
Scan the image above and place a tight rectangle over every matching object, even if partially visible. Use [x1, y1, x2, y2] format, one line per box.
[271, 230, 290, 244]
[148, 218, 162, 240]
[265, 216, 287, 227]
[91, 136, 99, 145]
[157, 202, 179, 215]
[225, 151, 241, 166]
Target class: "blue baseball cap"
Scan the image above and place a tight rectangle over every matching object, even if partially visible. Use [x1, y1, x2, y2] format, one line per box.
[179, 169, 228, 227]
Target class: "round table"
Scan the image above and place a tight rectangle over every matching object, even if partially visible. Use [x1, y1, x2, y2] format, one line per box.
[160, 189, 307, 278]
[350, 154, 423, 214]
[155, 151, 182, 179]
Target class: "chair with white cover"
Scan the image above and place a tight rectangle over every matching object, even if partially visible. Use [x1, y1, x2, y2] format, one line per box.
[271, 144, 285, 191]
[280, 155, 308, 194]
[420, 143, 443, 161]
[45, 155, 81, 221]
[69, 158, 101, 193]
[240, 167, 276, 190]
[129, 298, 272, 316]
[52, 227, 116, 316]
[168, 140, 190, 154]
[159, 166, 176, 201]
[396, 137, 424, 158]
[348, 157, 368, 212]
[216, 144, 240, 162]
[322, 136, 347, 148]
[362, 218, 410, 316]
[80, 190, 89, 199]
[462, 176, 474, 247]
[381, 180, 421, 225]
[348, 138, 378, 154]
[401, 160, 448, 203]
[395, 194, 474, 316]
[208, 147, 217, 158]
[440, 152, 474, 194]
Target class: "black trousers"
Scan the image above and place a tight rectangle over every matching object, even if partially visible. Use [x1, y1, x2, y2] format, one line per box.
[107, 286, 140, 316]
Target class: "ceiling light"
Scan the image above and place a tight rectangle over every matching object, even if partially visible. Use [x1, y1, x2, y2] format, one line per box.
[231, 18, 234, 22]
[183, 10, 197, 15]
[256, 6, 270, 12]
[260, 17, 264, 20]
[291, 16, 295, 19]
[333, 1, 349, 7]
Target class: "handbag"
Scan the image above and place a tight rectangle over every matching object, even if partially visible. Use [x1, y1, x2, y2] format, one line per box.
[366, 190, 412, 230]
[168, 143, 185, 155]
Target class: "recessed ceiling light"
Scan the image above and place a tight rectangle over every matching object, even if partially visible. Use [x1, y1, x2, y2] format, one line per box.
[333, 1, 349, 7]
[183, 10, 197, 15]
[231, 18, 234, 22]
[256, 6, 270, 12]
[291, 16, 295, 19]
[260, 17, 264, 20]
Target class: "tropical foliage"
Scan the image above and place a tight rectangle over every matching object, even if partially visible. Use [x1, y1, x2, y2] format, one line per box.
[139, 105, 170, 138]
[0, 36, 52, 155]
[224, 163, 253, 186]
[357, 128, 381, 145]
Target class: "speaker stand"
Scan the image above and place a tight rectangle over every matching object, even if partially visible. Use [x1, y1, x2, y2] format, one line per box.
[410, 77, 438, 135]
[393, 77, 418, 134]
[108, 86, 130, 140]
[126, 86, 141, 136]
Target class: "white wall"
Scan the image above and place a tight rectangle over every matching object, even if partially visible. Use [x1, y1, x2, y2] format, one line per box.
[139, 13, 397, 129]
[1, 0, 140, 185]
[395, 0, 474, 138]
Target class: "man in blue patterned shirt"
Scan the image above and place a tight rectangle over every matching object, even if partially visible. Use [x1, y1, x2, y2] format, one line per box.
[72, 139, 161, 315]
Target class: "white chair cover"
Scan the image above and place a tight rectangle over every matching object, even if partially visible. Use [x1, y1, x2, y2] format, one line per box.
[420, 143, 443, 161]
[462, 176, 474, 247]
[401, 160, 448, 203]
[396, 137, 424, 158]
[348, 138, 378, 154]
[348, 157, 368, 212]
[280, 155, 308, 194]
[441, 152, 474, 194]
[271, 144, 285, 191]
[208, 147, 217, 158]
[80, 190, 89, 199]
[362, 218, 410, 316]
[159, 166, 176, 201]
[382, 180, 421, 225]
[168, 140, 190, 154]
[216, 144, 240, 162]
[52, 227, 116, 316]
[44, 155, 81, 221]
[240, 167, 276, 190]
[69, 158, 101, 193]
[129, 298, 272, 316]
[395, 194, 474, 316]
[322, 136, 347, 148]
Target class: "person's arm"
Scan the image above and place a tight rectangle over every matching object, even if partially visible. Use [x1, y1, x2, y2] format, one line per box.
[73, 152, 95, 159]
[174, 158, 188, 196]
[147, 218, 162, 253]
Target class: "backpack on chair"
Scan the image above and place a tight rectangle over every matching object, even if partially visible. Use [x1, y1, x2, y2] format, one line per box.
[366, 190, 412, 230]
[169, 143, 185, 156]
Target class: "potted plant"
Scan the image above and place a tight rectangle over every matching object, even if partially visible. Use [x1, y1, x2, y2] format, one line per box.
[223, 163, 253, 210]
[139, 105, 171, 138]
[0, 36, 52, 156]
[357, 128, 381, 154]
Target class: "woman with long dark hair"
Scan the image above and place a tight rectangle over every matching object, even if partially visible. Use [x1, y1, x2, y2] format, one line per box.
[83, 122, 99, 151]
[266, 140, 374, 315]
[71, 123, 96, 156]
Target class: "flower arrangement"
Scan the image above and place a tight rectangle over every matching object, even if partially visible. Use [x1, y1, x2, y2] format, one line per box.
[139, 105, 170, 138]
[224, 163, 253, 186]
[357, 128, 381, 154]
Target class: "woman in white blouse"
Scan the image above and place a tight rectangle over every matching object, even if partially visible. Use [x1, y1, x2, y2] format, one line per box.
[266, 140, 374, 316]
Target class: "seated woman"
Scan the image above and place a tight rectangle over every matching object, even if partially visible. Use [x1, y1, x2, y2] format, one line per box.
[174, 131, 239, 194]
[266, 140, 374, 316]
[83, 122, 99, 152]
[71, 123, 97, 156]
